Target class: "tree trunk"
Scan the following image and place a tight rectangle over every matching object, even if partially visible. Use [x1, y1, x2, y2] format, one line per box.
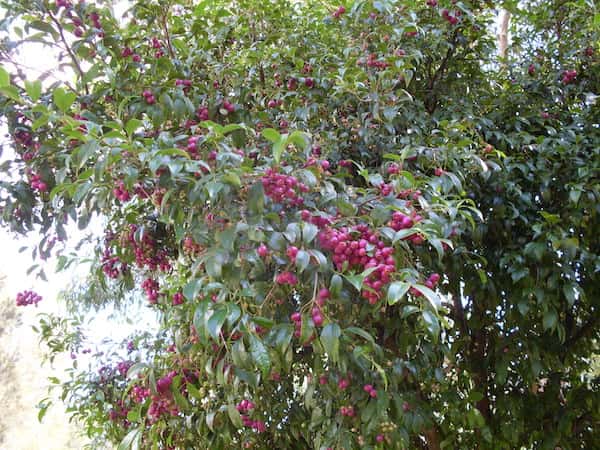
[498, 10, 511, 60]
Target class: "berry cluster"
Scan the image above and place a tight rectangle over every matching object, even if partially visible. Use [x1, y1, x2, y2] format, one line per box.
[237, 398, 265, 432]
[222, 100, 236, 113]
[340, 405, 355, 417]
[112, 180, 131, 202]
[108, 400, 129, 423]
[182, 236, 203, 255]
[186, 135, 201, 159]
[291, 311, 303, 337]
[29, 172, 48, 193]
[332, 6, 346, 18]
[363, 384, 378, 398]
[121, 46, 142, 62]
[175, 79, 192, 90]
[172, 292, 184, 306]
[128, 225, 172, 272]
[148, 394, 178, 424]
[196, 106, 209, 121]
[131, 385, 150, 403]
[236, 399, 256, 413]
[358, 53, 389, 70]
[142, 89, 156, 105]
[318, 224, 396, 304]
[379, 182, 393, 196]
[561, 70, 577, 84]
[410, 273, 441, 296]
[151, 37, 164, 58]
[442, 9, 460, 25]
[142, 278, 160, 303]
[261, 168, 308, 206]
[388, 211, 425, 244]
[16, 290, 42, 307]
[117, 360, 133, 377]
[276, 271, 298, 285]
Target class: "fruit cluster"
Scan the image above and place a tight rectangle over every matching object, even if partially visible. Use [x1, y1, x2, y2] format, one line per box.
[275, 271, 298, 285]
[142, 89, 156, 105]
[29, 172, 48, 193]
[318, 224, 396, 304]
[16, 290, 42, 307]
[261, 168, 309, 206]
[142, 277, 160, 304]
[562, 70, 577, 84]
[112, 180, 131, 202]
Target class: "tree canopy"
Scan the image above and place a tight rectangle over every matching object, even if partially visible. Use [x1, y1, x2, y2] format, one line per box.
[0, 0, 598, 449]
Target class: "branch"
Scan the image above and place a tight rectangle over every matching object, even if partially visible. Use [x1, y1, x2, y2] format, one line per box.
[564, 315, 599, 348]
[425, 30, 458, 114]
[47, 9, 89, 95]
[161, 12, 175, 59]
[497, 10, 511, 61]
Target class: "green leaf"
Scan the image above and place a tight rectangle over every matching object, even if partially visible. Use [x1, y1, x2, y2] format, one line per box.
[249, 334, 271, 375]
[25, 80, 42, 101]
[247, 182, 265, 215]
[273, 139, 286, 165]
[53, 87, 76, 112]
[125, 118, 143, 136]
[412, 284, 441, 310]
[117, 427, 141, 450]
[0, 66, 9, 87]
[227, 404, 243, 428]
[387, 281, 410, 305]
[543, 308, 558, 331]
[262, 128, 281, 143]
[126, 363, 149, 380]
[320, 323, 341, 363]
[330, 274, 343, 297]
[302, 222, 319, 245]
[422, 310, 440, 341]
[344, 326, 375, 344]
[207, 308, 227, 340]
[193, 301, 210, 339]
[295, 250, 310, 272]
[183, 279, 202, 301]
[0, 85, 21, 102]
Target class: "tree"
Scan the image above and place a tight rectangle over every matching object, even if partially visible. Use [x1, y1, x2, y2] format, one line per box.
[0, 0, 598, 449]
[0, 275, 22, 445]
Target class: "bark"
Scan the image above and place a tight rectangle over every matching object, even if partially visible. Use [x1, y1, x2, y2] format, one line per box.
[498, 10, 511, 61]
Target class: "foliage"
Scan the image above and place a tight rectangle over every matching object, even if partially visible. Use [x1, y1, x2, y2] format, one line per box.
[0, 276, 22, 445]
[0, 0, 598, 449]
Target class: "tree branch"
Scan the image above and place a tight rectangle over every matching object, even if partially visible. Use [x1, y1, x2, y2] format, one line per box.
[425, 30, 458, 114]
[46, 9, 89, 95]
[161, 12, 175, 59]
[497, 10, 511, 61]
[564, 315, 599, 348]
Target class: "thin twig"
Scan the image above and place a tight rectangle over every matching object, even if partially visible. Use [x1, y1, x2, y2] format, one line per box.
[47, 9, 89, 95]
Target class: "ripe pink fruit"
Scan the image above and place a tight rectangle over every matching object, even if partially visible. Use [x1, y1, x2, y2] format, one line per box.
[286, 246, 299, 261]
[312, 313, 324, 327]
[257, 243, 269, 258]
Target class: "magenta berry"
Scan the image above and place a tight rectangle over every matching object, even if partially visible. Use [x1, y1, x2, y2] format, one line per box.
[16, 290, 42, 307]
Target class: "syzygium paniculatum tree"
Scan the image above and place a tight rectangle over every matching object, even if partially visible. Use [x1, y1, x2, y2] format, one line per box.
[0, 0, 598, 449]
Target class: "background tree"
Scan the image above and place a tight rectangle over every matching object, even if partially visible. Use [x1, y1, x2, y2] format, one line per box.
[0, 275, 22, 445]
[0, 1, 598, 449]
